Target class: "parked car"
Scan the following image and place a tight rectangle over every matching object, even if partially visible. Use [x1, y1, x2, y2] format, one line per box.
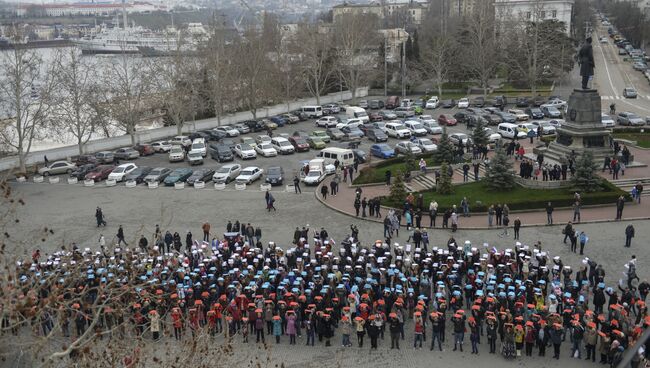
[326, 127, 345, 141]
[187, 150, 204, 165]
[515, 96, 530, 107]
[144, 167, 172, 183]
[113, 147, 140, 160]
[422, 120, 443, 134]
[169, 135, 192, 148]
[316, 116, 339, 128]
[384, 122, 411, 138]
[369, 99, 385, 109]
[322, 103, 341, 114]
[288, 136, 310, 152]
[243, 120, 266, 132]
[234, 143, 257, 159]
[532, 95, 546, 107]
[370, 143, 395, 159]
[617, 112, 645, 126]
[205, 129, 227, 141]
[491, 95, 507, 108]
[471, 96, 485, 107]
[70, 164, 96, 180]
[531, 121, 557, 135]
[269, 116, 287, 127]
[212, 164, 242, 184]
[133, 144, 155, 156]
[366, 128, 388, 142]
[208, 143, 234, 162]
[235, 166, 264, 184]
[393, 106, 416, 118]
[271, 137, 295, 154]
[265, 166, 285, 186]
[441, 99, 456, 108]
[255, 143, 278, 157]
[368, 112, 383, 122]
[457, 98, 470, 109]
[525, 107, 544, 120]
[541, 106, 562, 118]
[307, 136, 327, 149]
[425, 97, 439, 109]
[403, 120, 428, 136]
[310, 130, 331, 143]
[449, 133, 472, 146]
[38, 161, 77, 176]
[482, 113, 503, 125]
[190, 139, 207, 157]
[151, 141, 172, 153]
[214, 125, 240, 137]
[453, 111, 475, 125]
[233, 123, 251, 134]
[124, 166, 153, 184]
[94, 151, 114, 164]
[633, 62, 647, 71]
[168, 146, 185, 162]
[353, 149, 368, 163]
[186, 168, 215, 185]
[378, 110, 397, 120]
[623, 87, 638, 98]
[508, 109, 529, 121]
[542, 98, 568, 110]
[494, 111, 517, 124]
[483, 127, 503, 143]
[189, 131, 210, 141]
[108, 163, 137, 182]
[289, 110, 308, 121]
[85, 165, 115, 182]
[414, 138, 438, 152]
[282, 113, 300, 124]
[601, 113, 616, 128]
[164, 168, 193, 186]
[340, 126, 364, 141]
[395, 141, 422, 155]
[438, 114, 457, 126]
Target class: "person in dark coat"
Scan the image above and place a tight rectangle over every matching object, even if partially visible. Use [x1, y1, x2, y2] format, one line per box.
[625, 225, 635, 247]
[616, 196, 625, 220]
[578, 37, 594, 89]
[173, 232, 181, 252]
[95, 207, 106, 227]
[185, 231, 193, 252]
[138, 235, 148, 252]
[117, 225, 127, 246]
[164, 231, 173, 253]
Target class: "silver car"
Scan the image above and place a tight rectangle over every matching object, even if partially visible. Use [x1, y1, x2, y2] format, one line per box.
[212, 164, 242, 184]
[38, 161, 77, 176]
[617, 112, 645, 126]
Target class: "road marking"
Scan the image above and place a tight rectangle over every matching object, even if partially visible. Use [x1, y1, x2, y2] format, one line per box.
[597, 43, 617, 94]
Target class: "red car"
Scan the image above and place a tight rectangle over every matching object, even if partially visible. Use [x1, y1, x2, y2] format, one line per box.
[438, 114, 457, 126]
[133, 144, 155, 156]
[369, 112, 383, 122]
[288, 136, 310, 152]
[85, 165, 115, 181]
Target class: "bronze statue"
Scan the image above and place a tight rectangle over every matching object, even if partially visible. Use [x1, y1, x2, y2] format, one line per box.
[578, 37, 594, 89]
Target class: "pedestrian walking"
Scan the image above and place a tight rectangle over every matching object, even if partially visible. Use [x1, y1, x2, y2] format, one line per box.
[293, 176, 301, 194]
[95, 207, 107, 227]
[320, 184, 328, 200]
[563, 222, 573, 244]
[385, 170, 392, 186]
[329, 179, 338, 196]
[546, 202, 554, 225]
[579, 230, 588, 255]
[202, 221, 211, 242]
[117, 225, 127, 246]
[138, 235, 148, 252]
[266, 192, 277, 212]
[513, 217, 521, 240]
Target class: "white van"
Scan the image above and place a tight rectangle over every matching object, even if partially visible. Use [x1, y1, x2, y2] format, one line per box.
[403, 120, 428, 137]
[346, 106, 370, 123]
[316, 147, 355, 167]
[497, 122, 527, 139]
[301, 105, 323, 118]
[271, 137, 295, 155]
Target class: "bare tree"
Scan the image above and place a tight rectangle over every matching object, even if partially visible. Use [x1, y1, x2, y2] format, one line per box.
[203, 27, 235, 125]
[0, 46, 58, 174]
[333, 13, 381, 100]
[103, 54, 155, 146]
[49, 48, 104, 156]
[233, 28, 274, 119]
[463, 1, 500, 97]
[417, 35, 458, 97]
[293, 23, 335, 105]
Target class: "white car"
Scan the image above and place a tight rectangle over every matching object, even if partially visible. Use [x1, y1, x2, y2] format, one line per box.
[508, 109, 529, 121]
[168, 146, 185, 162]
[169, 135, 191, 148]
[547, 119, 564, 128]
[483, 127, 502, 143]
[235, 166, 264, 184]
[601, 113, 616, 128]
[395, 141, 422, 155]
[403, 120, 428, 137]
[151, 141, 172, 152]
[240, 136, 257, 148]
[336, 118, 363, 129]
[108, 163, 137, 182]
[187, 150, 204, 165]
[215, 125, 240, 137]
[190, 138, 207, 157]
[425, 97, 439, 109]
[384, 122, 411, 138]
[414, 138, 438, 152]
[255, 143, 278, 157]
[271, 137, 295, 154]
[212, 164, 242, 184]
[316, 116, 338, 128]
[419, 116, 443, 134]
[542, 99, 567, 110]
[517, 123, 538, 136]
[255, 135, 272, 146]
[233, 143, 257, 159]
[532, 121, 557, 135]
[457, 98, 470, 109]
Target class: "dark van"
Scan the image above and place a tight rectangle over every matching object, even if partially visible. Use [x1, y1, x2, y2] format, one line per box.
[385, 96, 400, 109]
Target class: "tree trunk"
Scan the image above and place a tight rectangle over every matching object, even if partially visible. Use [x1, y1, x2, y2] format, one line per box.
[78, 139, 84, 156]
[129, 124, 136, 146]
[176, 117, 183, 136]
[19, 153, 27, 175]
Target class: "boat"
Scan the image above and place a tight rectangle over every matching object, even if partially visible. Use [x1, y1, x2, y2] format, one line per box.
[75, 27, 178, 55]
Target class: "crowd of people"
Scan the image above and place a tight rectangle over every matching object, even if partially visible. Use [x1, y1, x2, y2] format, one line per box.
[7, 218, 649, 367]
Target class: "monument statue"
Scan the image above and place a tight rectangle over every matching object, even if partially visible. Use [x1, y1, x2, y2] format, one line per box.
[578, 37, 594, 89]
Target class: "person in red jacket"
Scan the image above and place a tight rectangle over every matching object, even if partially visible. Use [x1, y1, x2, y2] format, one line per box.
[171, 307, 183, 340]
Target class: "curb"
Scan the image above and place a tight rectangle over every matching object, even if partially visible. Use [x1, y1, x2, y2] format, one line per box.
[315, 183, 650, 230]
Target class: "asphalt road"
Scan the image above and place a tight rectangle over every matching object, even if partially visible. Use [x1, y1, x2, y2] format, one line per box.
[593, 22, 650, 117]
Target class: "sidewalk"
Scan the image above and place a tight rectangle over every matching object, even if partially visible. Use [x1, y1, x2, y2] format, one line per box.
[320, 143, 650, 229]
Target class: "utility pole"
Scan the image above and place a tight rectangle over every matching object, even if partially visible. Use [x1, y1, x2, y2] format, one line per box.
[401, 37, 406, 98]
[384, 38, 388, 96]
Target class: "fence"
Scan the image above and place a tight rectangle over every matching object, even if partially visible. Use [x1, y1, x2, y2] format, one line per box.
[0, 87, 369, 173]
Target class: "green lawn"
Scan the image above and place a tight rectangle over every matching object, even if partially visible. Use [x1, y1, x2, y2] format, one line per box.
[383, 180, 628, 212]
[354, 156, 438, 185]
[613, 133, 650, 148]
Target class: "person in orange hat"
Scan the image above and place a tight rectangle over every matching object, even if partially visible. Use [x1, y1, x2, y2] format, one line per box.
[355, 316, 366, 347]
[514, 324, 524, 356]
[149, 310, 160, 340]
[272, 315, 282, 343]
[241, 317, 249, 343]
[584, 322, 598, 362]
[524, 322, 535, 356]
[254, 309, 265, 344]
[468, 317, 479, 354]
[413, 312, 424, 349]
[171, 307, 183, 340]
[340, 315, 352, 347]
[388, 312, 401, 349]
[286, 310, 297, 345]
[452, 313, 466, 352]
[486, 316, 497, 354]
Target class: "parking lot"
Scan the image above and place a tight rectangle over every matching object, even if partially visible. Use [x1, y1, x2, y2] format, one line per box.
[29, 96, 574, 191]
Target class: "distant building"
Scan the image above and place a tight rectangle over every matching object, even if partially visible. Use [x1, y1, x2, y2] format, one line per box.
[14, 1, 166, 17]
[494, 0, 574, 34]
[332, 0, 427, 25]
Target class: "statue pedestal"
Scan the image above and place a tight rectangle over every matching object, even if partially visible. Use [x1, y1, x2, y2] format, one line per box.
[535, 89, 613, 164]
